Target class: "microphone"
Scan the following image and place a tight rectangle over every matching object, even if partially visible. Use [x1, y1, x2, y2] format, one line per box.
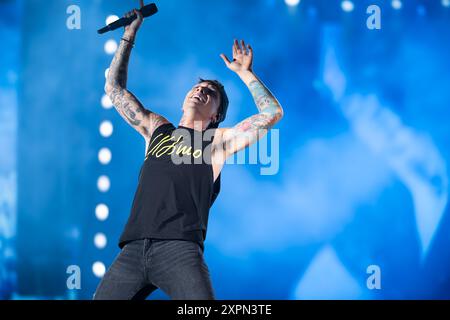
[97, 3, 158, 34]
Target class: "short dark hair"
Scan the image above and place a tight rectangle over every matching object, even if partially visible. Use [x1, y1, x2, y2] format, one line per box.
[198, 78, 229, 129]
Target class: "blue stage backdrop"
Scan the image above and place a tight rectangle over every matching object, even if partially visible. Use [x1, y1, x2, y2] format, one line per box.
[0, 0, 449, 299]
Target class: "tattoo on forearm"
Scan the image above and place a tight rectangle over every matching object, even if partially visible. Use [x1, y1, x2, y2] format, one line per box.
[108, 39, 133, 88]
[239, 80, 283, 133]
[106, 40, 144, 126]
[220, 113, 274, 155]
[105, 39, 168, 138]
[235, 113, 273, 132]
[104, 39, 148, 136]
[248, 80, 280, 113]
[220, 79, 283, 155]
[109, 86, 143, 127]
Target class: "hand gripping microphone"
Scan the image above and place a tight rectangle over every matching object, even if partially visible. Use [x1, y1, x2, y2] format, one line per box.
[97, 3, 158, 34]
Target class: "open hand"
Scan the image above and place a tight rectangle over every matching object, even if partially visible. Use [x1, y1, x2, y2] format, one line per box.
[220, 39, 253, 74]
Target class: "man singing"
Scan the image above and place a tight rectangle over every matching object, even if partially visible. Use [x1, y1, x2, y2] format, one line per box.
[94, 8, 284, 300]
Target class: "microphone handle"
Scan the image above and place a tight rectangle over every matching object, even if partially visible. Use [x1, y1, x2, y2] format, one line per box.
[98, 3, 158, 34]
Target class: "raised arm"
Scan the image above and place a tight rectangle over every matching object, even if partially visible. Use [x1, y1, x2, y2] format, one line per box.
[217, 40, 284, 158]
[104, 9, 168, 141]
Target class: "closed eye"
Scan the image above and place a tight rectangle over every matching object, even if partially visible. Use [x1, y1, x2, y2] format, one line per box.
[208, 88, 218, 98]
[193, 85, 218, 99]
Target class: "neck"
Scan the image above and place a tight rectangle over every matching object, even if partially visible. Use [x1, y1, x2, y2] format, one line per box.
[179, 110, 210, 131]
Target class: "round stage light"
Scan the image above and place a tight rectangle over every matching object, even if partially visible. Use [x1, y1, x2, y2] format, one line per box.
[92, 261, 106, 278]
[105, 15, 119, 25]
[341, 1, 354, 12]
[99, 120, 113, 138]
[98, 148, 112, 165]
[285, 0, 300, 7]
[94, 233, 108, 249]
[95, 203, 109, 221]
[392, 0, 402, 10]
[97, 175, 110, 193]
[104, 39, 118, 55]
[101, 94, 113, 109]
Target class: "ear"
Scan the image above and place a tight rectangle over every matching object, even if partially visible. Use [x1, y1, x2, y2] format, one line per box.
[211, 113, 219, 124]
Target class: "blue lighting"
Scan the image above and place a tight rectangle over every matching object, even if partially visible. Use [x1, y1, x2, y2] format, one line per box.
[1, 0, 450, 300]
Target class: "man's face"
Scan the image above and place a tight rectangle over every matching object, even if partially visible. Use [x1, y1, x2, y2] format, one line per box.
[182, 82, 221, 124]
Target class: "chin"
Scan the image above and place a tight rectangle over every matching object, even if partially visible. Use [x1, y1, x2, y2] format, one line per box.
[185, 102, 204, 110]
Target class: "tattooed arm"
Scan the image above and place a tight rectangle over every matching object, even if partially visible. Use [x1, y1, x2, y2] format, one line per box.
[216, 40, 283, 158]
[104, 9, 168, 141]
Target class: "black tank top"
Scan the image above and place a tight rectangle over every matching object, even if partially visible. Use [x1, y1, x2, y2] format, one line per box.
[119, 123, 221, 251]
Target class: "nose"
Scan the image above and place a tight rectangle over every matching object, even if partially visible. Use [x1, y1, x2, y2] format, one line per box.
[195, 86, 205, 94]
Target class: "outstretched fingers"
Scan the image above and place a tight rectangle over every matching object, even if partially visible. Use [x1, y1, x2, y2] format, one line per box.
[220, 54, 231, 67]
[222, 39, 254, 71]
[247, 44, 253, 58]
[241, 40, 248, 55]
[233, 39, 239, 58]
[233, 39, 252, 57]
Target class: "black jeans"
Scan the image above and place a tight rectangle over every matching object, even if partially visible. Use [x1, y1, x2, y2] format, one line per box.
[93, 239, 215, 300]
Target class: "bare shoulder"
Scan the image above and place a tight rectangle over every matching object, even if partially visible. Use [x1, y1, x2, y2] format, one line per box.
[144, 119, 170, 149]
[211, 127, 229, 147]
[213, 127, 227, 138]
[143, 113, 171, 140]
[211, 126, 244, 145]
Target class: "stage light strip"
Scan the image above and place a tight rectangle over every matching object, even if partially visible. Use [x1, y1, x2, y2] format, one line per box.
[93, 14, 119, 278]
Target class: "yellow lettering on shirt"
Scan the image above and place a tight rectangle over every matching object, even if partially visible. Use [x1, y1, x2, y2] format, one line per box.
[145, 133, 202, 160]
